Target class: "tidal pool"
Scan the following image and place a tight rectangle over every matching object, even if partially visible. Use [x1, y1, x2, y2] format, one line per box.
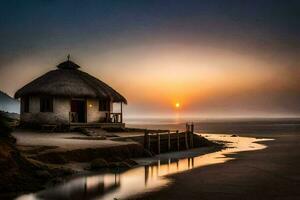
[16, 134, 272, 200]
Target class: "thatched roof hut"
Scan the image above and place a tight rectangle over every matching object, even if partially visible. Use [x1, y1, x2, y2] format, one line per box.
[15, 60, 127, 103]
[15, 58, 127, 127]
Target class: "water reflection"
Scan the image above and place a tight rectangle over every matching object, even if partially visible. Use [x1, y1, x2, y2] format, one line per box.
[38, 173, 121, 200]
[16, 134, 272, 200]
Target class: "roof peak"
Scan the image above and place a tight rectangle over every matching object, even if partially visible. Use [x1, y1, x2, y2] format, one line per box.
[57, 59, 81, 70]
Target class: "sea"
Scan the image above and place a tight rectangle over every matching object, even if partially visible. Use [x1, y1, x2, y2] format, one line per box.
[125, 117, 300, 134]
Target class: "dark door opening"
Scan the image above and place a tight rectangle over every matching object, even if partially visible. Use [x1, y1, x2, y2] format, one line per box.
[71, 99, 86, 123]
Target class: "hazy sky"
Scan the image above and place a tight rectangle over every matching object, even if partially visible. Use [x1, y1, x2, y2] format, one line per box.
[1, 0, 300, 118]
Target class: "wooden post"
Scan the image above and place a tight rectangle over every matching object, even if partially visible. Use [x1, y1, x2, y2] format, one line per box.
[188, 123, 192, 148]
[185, 130, 189, 150]
[187, 123, 190, 147]
[144, 130, 149, 150]
[120, 102, 123, 123]
[190, 123, 194, 148]
[157, 132, 160, 154]
[148, 132, 151, 152]
[168, 130, 171, 151]
[176, 130, 180, 151]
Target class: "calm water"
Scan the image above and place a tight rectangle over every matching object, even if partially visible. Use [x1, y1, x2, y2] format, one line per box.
[125, 117, 300, 134]
[16, 134, 272, 200]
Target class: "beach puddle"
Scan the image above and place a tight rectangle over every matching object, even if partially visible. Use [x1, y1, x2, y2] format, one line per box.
[16, 134, 272, 200]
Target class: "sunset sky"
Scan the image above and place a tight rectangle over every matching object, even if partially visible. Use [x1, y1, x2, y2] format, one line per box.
[0, 0, 300, 118]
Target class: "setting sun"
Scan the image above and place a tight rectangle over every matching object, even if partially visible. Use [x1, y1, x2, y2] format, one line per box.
[175, 102, 180, 108]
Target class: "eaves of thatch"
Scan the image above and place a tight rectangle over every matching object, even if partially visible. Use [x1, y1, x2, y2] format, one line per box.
[14, 60, 127, 104]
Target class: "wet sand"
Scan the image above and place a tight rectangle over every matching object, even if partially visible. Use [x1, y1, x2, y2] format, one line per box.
[131, 131, 300, 200]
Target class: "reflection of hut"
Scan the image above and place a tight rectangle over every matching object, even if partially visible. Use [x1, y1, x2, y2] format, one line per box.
[14, 57, 127, 129]
[36, 174, 121, 200]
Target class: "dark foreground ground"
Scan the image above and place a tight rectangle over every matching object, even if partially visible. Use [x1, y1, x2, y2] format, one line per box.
[130, 123, 300, 200]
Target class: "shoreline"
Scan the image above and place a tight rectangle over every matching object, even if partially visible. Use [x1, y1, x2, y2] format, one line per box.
[15, 145, 225, 200]
[16, 133, 270, 200]
[8, 123, 300, 200]
[128, 131, 300, 200]
[9, 128, 218, 199]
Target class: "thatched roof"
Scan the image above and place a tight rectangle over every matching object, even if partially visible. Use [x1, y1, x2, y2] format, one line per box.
[14, 60, 127, 104]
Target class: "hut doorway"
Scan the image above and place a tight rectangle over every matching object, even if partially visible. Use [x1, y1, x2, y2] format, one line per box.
[71, 99, 86, 123]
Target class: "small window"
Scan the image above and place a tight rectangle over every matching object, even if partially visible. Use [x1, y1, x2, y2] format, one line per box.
[40, 96, 53, 112]
[99, 100, 110, 111]
[23, 97, 29, 113]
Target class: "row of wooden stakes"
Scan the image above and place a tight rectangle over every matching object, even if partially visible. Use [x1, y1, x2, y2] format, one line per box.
[144, 123, 195, 154]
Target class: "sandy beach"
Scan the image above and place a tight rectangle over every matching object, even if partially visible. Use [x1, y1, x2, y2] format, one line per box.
[130, 130, 300, 200]
[12, 130, 136, 151]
